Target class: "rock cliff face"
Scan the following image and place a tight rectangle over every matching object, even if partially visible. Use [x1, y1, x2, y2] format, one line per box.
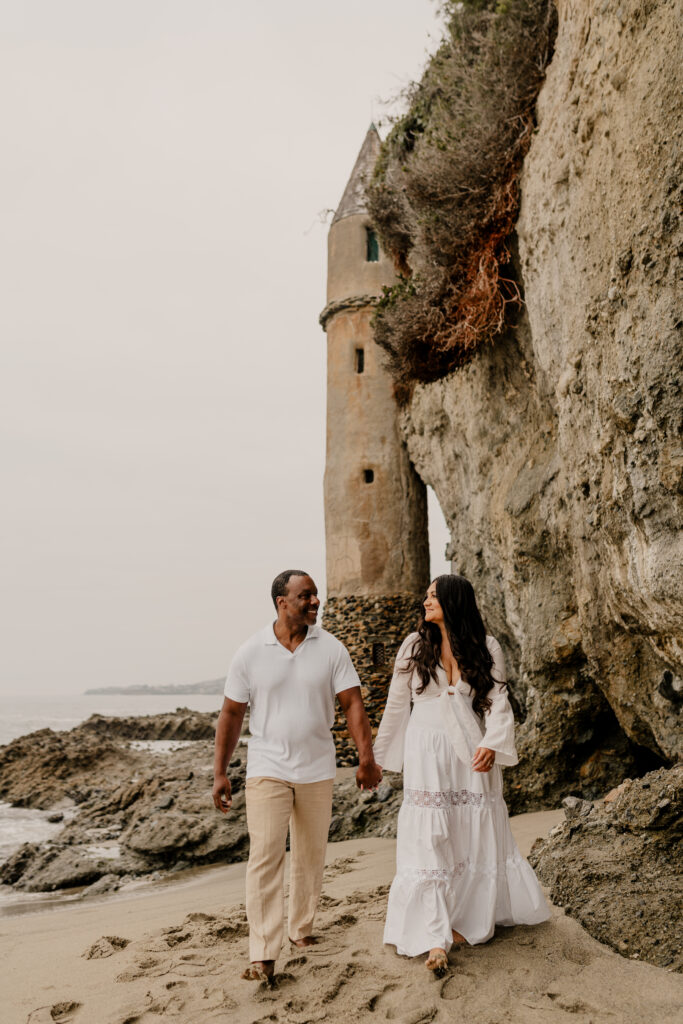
[400, 0, 682, 808]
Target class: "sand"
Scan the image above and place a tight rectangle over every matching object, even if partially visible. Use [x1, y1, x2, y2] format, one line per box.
[2, 809, 682, 1024]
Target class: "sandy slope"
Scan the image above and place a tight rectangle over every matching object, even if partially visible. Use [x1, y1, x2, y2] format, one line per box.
[2, 810, 682, 1024]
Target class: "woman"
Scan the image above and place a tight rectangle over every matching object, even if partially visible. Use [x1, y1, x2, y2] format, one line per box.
[373, 575, 549, 975]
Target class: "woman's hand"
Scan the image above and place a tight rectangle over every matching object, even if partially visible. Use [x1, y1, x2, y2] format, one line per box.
[472, 746, 495, 773]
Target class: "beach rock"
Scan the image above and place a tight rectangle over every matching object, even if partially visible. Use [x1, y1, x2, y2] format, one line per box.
[83, 874, 121, 896]
[123, 813, 215, 856]
[79, 708, 218, 741]
[327, 771, 399, 841]
[0, 728, 134, 810]
[529, 765, 683, 970]
[0, 709, 396, 894]
[0, 842, 39, 885]
[18, 846, 107, 892]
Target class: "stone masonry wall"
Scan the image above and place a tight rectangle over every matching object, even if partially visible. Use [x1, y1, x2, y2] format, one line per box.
[323, 594, 422, 765]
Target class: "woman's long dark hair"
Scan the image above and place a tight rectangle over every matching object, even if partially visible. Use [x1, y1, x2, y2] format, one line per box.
[405, 574, 498, 717]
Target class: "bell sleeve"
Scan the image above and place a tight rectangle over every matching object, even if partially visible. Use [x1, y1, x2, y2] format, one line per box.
[480, 636, 518, 766]
[372, 634, 416, 773]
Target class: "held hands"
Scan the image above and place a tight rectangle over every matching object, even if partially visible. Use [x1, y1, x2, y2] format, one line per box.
[471, 746, 495, 773]
[212, 774, 233, 813]
[356, 760, 383, 791]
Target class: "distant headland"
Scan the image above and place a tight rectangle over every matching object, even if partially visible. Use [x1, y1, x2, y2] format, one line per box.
[83, 679, 224, 695]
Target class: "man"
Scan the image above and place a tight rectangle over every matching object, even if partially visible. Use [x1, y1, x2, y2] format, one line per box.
[213, 569, 382, 982]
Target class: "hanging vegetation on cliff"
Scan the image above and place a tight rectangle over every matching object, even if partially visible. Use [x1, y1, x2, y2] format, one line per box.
[367, 0, 556, 399]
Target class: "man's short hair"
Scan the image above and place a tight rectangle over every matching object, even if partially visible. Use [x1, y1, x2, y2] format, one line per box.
[271, 569, 310, 609]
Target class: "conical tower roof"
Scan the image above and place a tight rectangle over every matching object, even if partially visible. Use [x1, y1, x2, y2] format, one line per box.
[332, 124, 381, 224]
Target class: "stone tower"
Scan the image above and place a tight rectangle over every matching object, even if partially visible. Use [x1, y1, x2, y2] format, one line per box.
[319, 125, 429, 761]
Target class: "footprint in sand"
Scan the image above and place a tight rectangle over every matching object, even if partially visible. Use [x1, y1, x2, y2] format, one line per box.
[345, 883, 390, 905]
[116, 957, 167, 983]
[282, 1002, 329, 1024]
[440, 971, 477, 1001]
[251, 971, 297, 1002]
[366, 982, 398, 1012]
[284, 954, 308, 969]
[116, 951, 220, 983]
[171, 952, 223, 978]
[328, 912, 357, 929]
[114, 982, 239, 1024]
[112, 989, 186, 1023]
[324, 855, 357, 876]
[401, 1009, 439, 1024]
[146, 910, 248, 951]
[320, 963, 357, 1004]
[82, 935, 130, 959]
[159, 926, 193, 948]
[318, 893, 342, 908]
[26, 1003, 81, 1024]
[199, 985, 238, 1012]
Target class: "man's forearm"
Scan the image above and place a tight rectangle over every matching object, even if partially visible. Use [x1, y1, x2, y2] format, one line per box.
[343, 696, 375, 765]
[213, 702, 246, 777]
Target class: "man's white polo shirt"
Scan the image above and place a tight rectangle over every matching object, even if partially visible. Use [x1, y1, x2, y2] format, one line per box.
[224, 624, 360, 783]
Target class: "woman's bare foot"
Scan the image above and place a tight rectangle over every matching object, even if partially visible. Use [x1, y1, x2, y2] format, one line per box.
[425, 948, 449, 977]
[289, 935, 318, 948]
[241, 960, 275, 984]
[451, 929, 466, 945]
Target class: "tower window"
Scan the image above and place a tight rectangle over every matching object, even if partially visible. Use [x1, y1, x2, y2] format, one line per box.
[363, 469, 374, 484]
[355, 348, 365, 374]
[371, 642, 386, 668]
[366, 227, 379, 262]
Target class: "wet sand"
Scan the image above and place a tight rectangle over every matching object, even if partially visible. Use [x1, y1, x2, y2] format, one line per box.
[3, 809, 682, 1024]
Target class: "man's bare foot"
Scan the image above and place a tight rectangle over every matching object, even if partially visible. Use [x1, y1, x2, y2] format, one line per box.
[451, 929, 466, 945]
[241, 960, 275, 984]
[425, 948, 449, 977]
[289, 935, 318, 948]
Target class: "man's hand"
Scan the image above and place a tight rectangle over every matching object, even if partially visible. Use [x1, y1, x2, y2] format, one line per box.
[337, 686, 382, 790]
[356, 760, 382, 790]
[212, 774, 233, 813]
[213, 698, 247, 813]
[472, 746, 495, 773]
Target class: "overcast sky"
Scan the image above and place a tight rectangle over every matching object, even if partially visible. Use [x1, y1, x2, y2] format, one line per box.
[1, 1, 450, 696]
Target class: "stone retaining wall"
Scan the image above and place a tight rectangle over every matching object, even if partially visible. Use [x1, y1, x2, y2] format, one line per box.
[323, 594, 422, 765]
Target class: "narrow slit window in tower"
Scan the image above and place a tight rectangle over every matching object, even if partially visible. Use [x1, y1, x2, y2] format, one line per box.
[365, 227, 379, 262]
[355, 347, 365, 373]
[363, 469, 374, 484]
[372, 642, 386, 668]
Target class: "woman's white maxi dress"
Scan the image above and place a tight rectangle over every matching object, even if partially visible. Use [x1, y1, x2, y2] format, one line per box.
[373, 633, 549, 956]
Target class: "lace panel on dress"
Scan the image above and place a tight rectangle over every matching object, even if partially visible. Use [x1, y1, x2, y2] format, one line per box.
[402, 864, 467, 882]
[403, 788, 496, 808]
[397, 853, 526, 884]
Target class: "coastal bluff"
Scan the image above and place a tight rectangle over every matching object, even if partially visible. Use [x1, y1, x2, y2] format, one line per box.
[394, 0, 682, 809]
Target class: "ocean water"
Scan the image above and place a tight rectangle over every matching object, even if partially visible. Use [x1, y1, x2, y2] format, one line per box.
[0, 691, 223, 748]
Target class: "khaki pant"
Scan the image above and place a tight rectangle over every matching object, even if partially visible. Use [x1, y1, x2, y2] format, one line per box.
[245, 776, 333, 962]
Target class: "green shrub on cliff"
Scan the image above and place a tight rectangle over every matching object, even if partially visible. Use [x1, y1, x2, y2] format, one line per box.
[368, 0, 556, 399]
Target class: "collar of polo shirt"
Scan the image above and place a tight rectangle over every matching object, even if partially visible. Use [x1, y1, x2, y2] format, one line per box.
[264, 623, 320, 644]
